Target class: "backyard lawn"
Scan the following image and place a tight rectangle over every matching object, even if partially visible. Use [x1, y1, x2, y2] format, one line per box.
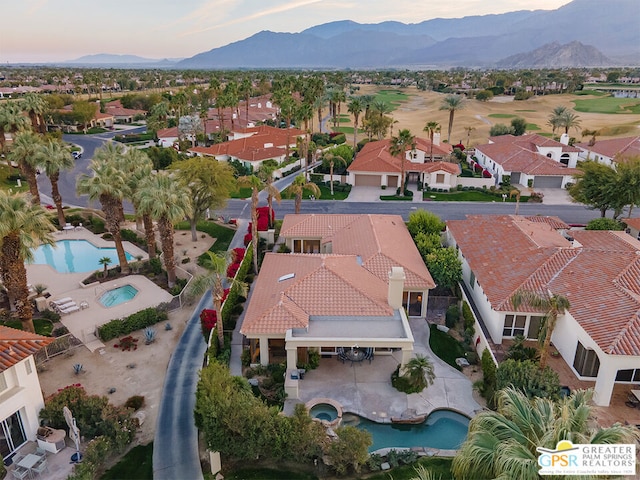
[1, 318, 54, 336]
[429, 324, 466, 371]
[0, 163, 29, 193]
[175, 220, 235, 253]
[101, 443, 153, 480]
[229, 187, 252, 199]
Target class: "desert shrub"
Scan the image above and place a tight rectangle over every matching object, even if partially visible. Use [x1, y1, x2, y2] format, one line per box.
[587, 218, 625, 230]
[480, 349, 497, 408]
[475, 90, 494, 101]
[445, 304, 460, 328]
[41, 309, 61, 322]
[329, 133, 346, 145]
[407, 209, 445, 237]
[149, 257, 163, 275]
[462, 301, 475, 333]
[98, 308, 168, 341]
[496, 359, 560, 400]
[124, 395, 145, 411]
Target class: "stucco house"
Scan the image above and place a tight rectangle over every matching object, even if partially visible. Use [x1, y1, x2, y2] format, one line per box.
[575, 135, 640, 168]
[0, 326, 53, 459]
[188, 125, 305, 171]
[623, 217, 640, 240]
[104, 100, 146, 123]
[474, 134, 580, 188]
[347, 136, 456, 189]
[240, 214, 435, 397]
[446, 214, 640, 406]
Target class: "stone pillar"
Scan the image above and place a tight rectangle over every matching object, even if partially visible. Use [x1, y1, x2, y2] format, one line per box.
[286, 345, 298, 371]
[259, 337, 269, 366]
[593, 362, 616, 406]
[388, 267, 405, 310]
[400, 347, 413, 366]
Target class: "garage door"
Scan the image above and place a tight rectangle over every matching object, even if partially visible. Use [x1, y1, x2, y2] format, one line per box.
[354, 174, 381, 187]
[510, 173, 521, 185]
[533, 176, 563, 188]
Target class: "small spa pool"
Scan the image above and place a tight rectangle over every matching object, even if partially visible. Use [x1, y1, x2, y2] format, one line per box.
[32, 240, 134, 273]
[310, 403, 339, 422]
[344, 410, 470, 452]
[99, 285, 139, 308]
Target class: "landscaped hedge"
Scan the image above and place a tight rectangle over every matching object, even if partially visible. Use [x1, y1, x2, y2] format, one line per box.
[97, 307, 168, 341]
[221, 247, 253, 331]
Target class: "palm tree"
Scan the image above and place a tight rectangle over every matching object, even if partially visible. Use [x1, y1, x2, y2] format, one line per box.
[547, 106, 567, 135]
[188, 251, 248, 350]
[464, 125, 475, 147]
[401, 355, 435, 392]
[509, 189, 522, 215]
[136, 172, 192, 288]
[560, 110, 582, 135]
[322, 152, 347, 196]
[21, 93, 48, 134]
[347, 97, 363, 150]
[510, 289, 570, 370]
[239, 77, 253, 125]
[423, 121, 440, 162]
[0, 191, 56, 332]
[38, 139, 74, 226]
[237, 175, 264, 274]
[76, 156, 130, 274]
[452, 387, 638, 480]
[7, 131, 43, 205]
[284, 174, 321, 215]
[0, 102, 30, 152]
[98, 256, 112, 278]
[439, 94, 466, 144]
[389, 129, 416, 196]
[257, 165, 281, 229]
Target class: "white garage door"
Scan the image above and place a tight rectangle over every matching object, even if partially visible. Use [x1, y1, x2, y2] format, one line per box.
[533, 176, 563, 188]
[354, 174, 381, 187]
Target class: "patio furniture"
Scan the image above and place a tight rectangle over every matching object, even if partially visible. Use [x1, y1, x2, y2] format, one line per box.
[34, 447, 47, 457]
[50, 297, 72, 307]
[36, 426, 66, 454]
[626, 391, 640, 408]
[16, 453, 41, 477]
[31, 458, 48, 477]
[10, 466, 29, 480]
[79, 300, 89, 309]
[59, 303, 80, 314]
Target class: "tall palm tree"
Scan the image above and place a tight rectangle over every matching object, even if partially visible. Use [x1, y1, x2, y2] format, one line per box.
[347, 97, 363, 150]
[389, 129, 415, 196]
[401, 355, 435, 392]
[509, 189, 522, 215]
[188, 251, 248, 350]
[439, 94, 466, 144]
[98, 256, 112, 278]
[510, 289, 570, 370]
[239, 77, 253, 125]
[423, 121, 440, 162]
[452, 387, 638, 480]
[323, 152, 347, 196]
[38, 139, 74, 226]
[76, 157, 130, 274]
[560, 110, 582, 135]
[21, 93, 48, 134]
[284, 174, 320, 215]
[136, 172, 192, 288]
[8, 130, 43, 205]
[237, 175, 264, 274]
[0, 191, 56, 332]
[0, 102, 30, 152]
[464, 125, 475, 147]
[547, 106, 567, 135]
[256, 164, 281, 229]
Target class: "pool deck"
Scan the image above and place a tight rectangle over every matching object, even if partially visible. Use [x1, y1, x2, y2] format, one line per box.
[26, 228, 173, 351]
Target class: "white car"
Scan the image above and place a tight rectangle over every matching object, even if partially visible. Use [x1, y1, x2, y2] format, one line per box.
[72, 151, 82, 159]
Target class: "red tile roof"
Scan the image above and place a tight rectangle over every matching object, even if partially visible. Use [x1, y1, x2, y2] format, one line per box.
[575, 136, 640, 162]
[448, 215, 640, 356]
[0, 326, 54, 372]
[348, 138, 454, 175]
[623, 217, 640, 231]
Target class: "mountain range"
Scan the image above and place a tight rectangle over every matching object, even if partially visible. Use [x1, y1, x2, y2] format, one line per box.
[57, 0, 638, 69]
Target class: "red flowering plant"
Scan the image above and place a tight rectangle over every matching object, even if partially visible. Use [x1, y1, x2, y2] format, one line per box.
[114, 335, 138, 351]
[232, 248, 245, 263]
[200, 309, 217, 337]
[243, 233, 252, 247]
[227, 263, 240, 278]
[482, 169, 493, 178]
[474, 163, 483, 173]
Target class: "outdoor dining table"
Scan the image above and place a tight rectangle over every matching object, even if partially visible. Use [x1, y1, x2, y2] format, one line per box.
[344, 348, 365, 362]
[16, 453, 41, 475]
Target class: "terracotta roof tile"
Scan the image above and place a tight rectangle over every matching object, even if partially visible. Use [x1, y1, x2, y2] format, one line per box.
[448, 215, 640, 356]
[575, 136, 640, 161]
[477, 141, 578, 176]
[623, 217, 640, 231]
[0, 326, 54, 372]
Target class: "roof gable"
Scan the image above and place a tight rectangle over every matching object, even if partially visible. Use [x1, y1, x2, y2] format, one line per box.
[0, 326, 54, 371]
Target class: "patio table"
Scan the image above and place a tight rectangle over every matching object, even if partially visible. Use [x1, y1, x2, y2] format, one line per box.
[17, 453, 41, 475]
[344, 348, 365, 362]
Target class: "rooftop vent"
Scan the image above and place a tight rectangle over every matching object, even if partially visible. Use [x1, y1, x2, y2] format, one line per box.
[278, 273, 295, 282]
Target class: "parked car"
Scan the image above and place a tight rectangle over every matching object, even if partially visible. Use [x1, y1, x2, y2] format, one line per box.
[72, 151, 82, 159]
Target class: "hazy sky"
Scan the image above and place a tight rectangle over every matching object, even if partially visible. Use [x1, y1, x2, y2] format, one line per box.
[1, 0, 573, 63]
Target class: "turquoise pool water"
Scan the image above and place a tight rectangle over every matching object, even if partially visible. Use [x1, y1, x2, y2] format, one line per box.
[345, 410, 469, 452]
[32, 240, 134, 273]
[99, 285, 139, 308]
[310, 403, 339, 422]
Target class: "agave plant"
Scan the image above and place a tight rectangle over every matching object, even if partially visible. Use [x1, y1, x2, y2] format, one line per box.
[144, 327, 157, 345]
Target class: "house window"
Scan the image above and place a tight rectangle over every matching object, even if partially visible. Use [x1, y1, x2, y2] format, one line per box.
[292, 239, 320, 253]
[436, 173, 445, 183]
[615, 369, 640, 382]
[527, 316, 543, 340]
[469, 271, 475, 290]
[573, 341, 600, 377]
[24, 359, 32, 375]
[503, 315, 526, 337]
[402, 291, 423, 317]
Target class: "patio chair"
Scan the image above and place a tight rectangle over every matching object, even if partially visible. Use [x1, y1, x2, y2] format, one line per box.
[626, 393, 640, 408]
[59, 303, 80, 314]
[10, 466, 29, 480]
[31, 458, 48, 477]
[35, 447, 47, 457]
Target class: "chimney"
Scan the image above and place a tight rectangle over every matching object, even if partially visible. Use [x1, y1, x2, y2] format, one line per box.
[560, 133, 569, 145]
[388, 267, 405, 310]
[433, 132, 441, 146]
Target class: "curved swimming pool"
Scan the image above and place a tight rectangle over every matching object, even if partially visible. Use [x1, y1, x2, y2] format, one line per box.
[32, 240, 134, 273]
[346, 410, 470, 452]
[99, 285, 139, 308]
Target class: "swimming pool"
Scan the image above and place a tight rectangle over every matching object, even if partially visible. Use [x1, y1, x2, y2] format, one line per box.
[99, 285, 139, 308]
[309, 403, 339, 422]
[346, 410, 470, 452]
[32, 240, 134, 273]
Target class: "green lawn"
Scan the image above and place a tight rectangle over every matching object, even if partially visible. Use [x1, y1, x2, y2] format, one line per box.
[226, 468, 317, 480]
[281, 183, 350, 200]
[515, 109, 537, 112]
[429, 324, 466, 371]
[487, 113, 516, 118]
[572, 96, 640, 114]
[373, 89, 409, 110]
[526, 123, 541, 131]
[365, 457, 453, 480]
[334, 126, 355, 134]
[175, 220, 235, 253]
[0, 163, 29, 193]
[575, 89, 608, 96]
[1, 319, 54, 336]
[423, 190, 528, 202]
[229, 187, 252, 199]
[380, 195, 413, 201]
[101, 443, 153, 480]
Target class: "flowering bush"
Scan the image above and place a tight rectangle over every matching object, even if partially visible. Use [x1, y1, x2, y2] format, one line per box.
[482, 169, 493, 178]
[113, 335, 138, 351]
[222, 288, 230, 303]
[453, 143, 465, 151]
[244, 233, 252, 246]
[227, 263, 240, 278]
[200, 309, 217, 337]
[232, 248, 245, 263]
[474, 163, 483, 173]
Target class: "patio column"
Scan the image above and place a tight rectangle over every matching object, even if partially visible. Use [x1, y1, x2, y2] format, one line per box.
[593, 361, 616, 406]
[286, 344, 298, 371]
[259, 337, 269, 366]
[400, 346, 413, 366]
